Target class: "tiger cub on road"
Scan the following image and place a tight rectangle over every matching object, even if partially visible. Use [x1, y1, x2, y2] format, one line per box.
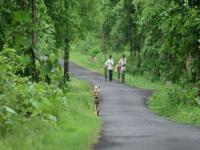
[93, 85, 101, 116]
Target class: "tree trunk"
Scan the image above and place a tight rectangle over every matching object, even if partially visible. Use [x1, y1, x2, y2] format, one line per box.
[31, 0, 37, 82]
[185, 53, 193, 81]
[101, 33, 107, 61]
[130, 37, 134, 58]
[21, 0, 25, 10]
[198, 41, 200, 97]
[20, 0, 25, 31]
[64, 38, 70, 83]
[136, 50, 141, 68]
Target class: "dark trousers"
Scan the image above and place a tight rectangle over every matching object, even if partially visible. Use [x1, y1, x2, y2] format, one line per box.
[117, 71, 120, 80]
[108, 70, 113, 81]
[121, 70, 125, 83]
[105, 67, 107, 81]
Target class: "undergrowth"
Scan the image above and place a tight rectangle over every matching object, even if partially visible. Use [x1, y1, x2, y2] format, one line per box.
[0, 49, 101, 150]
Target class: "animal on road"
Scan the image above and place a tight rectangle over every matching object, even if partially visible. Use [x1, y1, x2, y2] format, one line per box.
[93, 85, 101, 116]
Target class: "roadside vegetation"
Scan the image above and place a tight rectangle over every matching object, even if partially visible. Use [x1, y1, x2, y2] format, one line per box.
[0, 49, 101, 150]
[0, 1, 102, 149]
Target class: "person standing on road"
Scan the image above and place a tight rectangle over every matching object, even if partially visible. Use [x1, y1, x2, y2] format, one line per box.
[104, 55, 114, 81]
[119, 54, 126, 83]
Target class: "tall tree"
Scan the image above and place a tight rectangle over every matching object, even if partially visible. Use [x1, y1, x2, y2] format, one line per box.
[31, 0, 37, 81]
[123, 0, 136, 57]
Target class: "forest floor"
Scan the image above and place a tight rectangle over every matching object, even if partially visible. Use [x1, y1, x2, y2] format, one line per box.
[69, 62, 200, 150]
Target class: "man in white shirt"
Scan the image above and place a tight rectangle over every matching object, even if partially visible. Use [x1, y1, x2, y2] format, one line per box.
[104, 55, 114, 81]
[119, 54, 126, 83]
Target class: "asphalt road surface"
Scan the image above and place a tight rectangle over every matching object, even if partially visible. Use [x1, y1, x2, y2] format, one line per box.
[69, 62, 200, 150]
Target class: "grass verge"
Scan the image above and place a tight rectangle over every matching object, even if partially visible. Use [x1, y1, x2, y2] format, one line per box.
[0, 78, 101, 150]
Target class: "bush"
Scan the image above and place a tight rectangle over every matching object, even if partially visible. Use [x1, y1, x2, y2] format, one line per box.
[88, 48, 100, 57]
[0, 49, 101, 149]
[168, 85, 198, 106]
[0, 49, 64, 132]
[71, 33, 101, 56]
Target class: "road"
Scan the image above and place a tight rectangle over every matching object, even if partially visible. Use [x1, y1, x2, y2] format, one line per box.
[69, 62, 200, 150]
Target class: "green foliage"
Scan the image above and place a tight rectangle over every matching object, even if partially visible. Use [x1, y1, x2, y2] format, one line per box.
[0, 0, 104, 148]
[0, 50, 58, 134]
[0, 106, 17, 135]
[168, 85, 198, 106]
[71, 33, 101, 58]
[0, 49, 101, 149]
[99, 0, 200, 83]
[89, 49, 100, 57]
[0, 77, 101, 149]
[14, 10, 31, 23]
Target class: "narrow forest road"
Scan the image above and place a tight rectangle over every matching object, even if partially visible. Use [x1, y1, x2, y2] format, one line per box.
[69, 62, 200, 150]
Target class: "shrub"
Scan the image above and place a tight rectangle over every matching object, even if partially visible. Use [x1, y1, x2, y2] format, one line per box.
[0, 49, 64, 135]
[168, 85, 198, 106]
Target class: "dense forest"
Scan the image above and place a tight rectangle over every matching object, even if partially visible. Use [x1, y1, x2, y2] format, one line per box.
[0, 0, 200, 149]
[0, 0, 102, 82]
[1, 0, 200, 85]
[102, 0, 200, 84]
[73, 0, 200, 83]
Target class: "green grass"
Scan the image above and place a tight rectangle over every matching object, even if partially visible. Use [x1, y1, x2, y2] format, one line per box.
[70, 51, 200, 127]
[0, 78, 101, 150]
[71, 51, 105, 74]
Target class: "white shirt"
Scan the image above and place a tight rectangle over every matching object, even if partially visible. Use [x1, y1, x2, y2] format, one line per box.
[105, 58, 114, 70]
[119, 58, 126, 71]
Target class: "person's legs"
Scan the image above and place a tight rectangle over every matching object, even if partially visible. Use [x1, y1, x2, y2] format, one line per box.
[118, 70, 120, 80]
[122, 70, 125, 83]
[108, 70, 111, 81]
[110, 70, 113, 81]
[105, 67, 107, 81]
[109, 70, 112, 81]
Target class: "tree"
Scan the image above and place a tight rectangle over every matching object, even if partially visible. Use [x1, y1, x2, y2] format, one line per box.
[31, 0, 37, 81]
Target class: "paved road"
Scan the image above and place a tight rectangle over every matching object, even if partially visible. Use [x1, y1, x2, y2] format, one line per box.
[69, 62, 200, 150]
